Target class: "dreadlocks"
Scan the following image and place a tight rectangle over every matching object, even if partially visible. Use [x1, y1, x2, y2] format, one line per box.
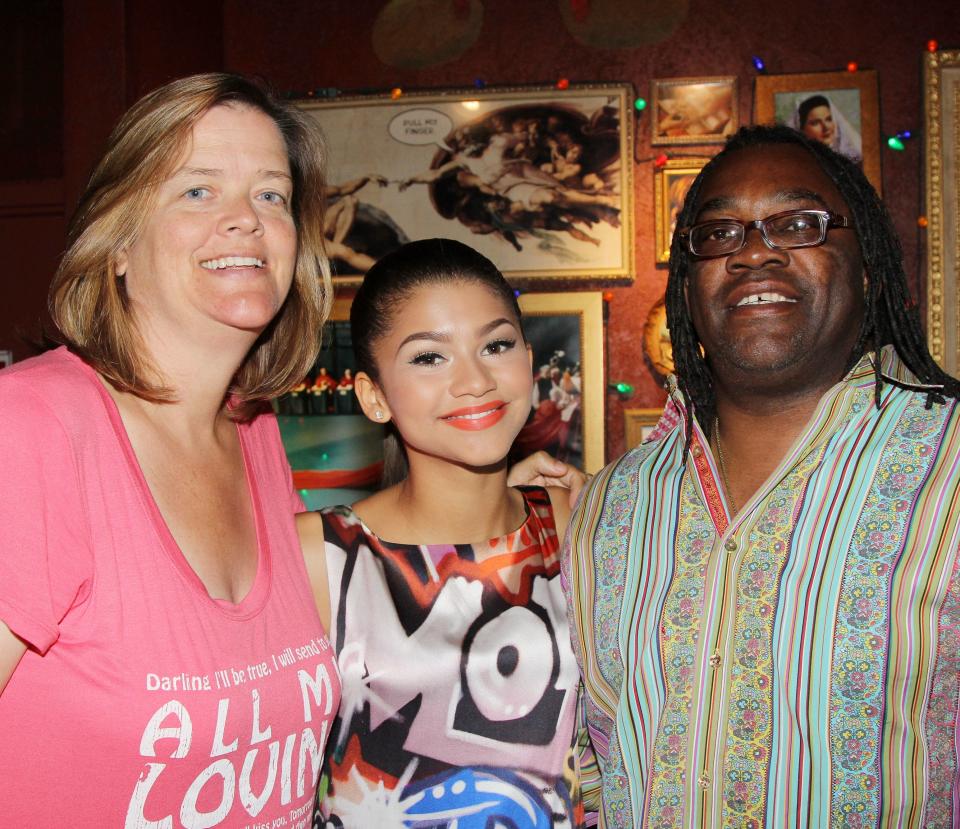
[665, 124, 960, 452]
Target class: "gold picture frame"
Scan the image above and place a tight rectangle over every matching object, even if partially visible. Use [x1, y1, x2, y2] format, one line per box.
[624, 408, 663, 450]
[924, 50, 960, 375]
[651, 76, 739, 146]
[516, 292, 605, 473]
[297, 84, 635, 286]
[654, 157, 711, 262]
[754, 69, 881, 193]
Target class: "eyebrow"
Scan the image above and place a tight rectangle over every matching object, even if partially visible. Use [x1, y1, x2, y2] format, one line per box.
[396, 330, 449, 351]
[171, 166, 293, 182]
[696, 188, 831, 217]
[395, 317, 518, 353]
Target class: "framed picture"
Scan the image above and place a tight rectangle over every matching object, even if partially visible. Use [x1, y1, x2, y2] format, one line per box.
[513, 292, 605, 473]
[651, 76, 738, 145]
[754, 69, 881, 192]
[277, 297, 385, 510]
[654, 156, 711, 262]
[0, 350, 12, 369]
[924, 50, 960, 375]
[642, 296, 674, 379]
[297, 84, 635, 285]
[624, 408, 663, 450]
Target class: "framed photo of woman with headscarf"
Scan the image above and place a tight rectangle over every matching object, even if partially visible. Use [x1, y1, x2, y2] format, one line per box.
[754, 69, 881, 193]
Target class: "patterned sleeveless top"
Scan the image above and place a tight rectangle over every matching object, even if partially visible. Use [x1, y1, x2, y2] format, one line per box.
[315, 486, 587, 829]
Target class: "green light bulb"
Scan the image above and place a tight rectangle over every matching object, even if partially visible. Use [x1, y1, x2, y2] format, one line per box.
[634, 98, 647, 112]
[887, 136, 905, 151]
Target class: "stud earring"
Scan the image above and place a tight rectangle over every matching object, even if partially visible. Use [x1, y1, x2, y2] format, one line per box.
[375, 410, 383, 420]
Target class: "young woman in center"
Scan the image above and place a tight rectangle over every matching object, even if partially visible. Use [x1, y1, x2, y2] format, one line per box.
[298, 238, 592, 828]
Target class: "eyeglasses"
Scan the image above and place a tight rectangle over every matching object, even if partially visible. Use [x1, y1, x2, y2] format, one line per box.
[678, 209, 852, 258]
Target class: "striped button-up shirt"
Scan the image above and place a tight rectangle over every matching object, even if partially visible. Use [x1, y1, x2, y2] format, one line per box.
[564, 349, 960, 827]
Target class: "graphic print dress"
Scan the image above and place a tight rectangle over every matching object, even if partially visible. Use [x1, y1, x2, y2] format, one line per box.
[316, 486, 586, 828]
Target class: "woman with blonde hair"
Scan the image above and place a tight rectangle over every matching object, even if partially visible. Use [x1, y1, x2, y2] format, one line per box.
[0, 73, 581, 826]
[0, 73, 342, 826]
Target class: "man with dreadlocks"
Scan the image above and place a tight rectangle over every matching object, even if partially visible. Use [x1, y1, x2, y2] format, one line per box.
[563, 124, 960, 828]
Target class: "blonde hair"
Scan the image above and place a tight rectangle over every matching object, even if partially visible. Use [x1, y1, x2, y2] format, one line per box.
[49, 73, 332, 420]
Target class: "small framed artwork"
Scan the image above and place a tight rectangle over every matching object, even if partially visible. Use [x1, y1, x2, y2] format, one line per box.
[298, 83, 635, 285]
[654, 156, 711, 262]
[924, 50, 960, 375]
[0, 350, 13, 369]
[754, 69, 881, 192]
[624, 408, 664, 450]
[651, 76, 738, 145]
[513, 292, 605, 473]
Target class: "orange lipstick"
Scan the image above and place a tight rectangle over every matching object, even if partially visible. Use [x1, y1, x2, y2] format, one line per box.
[440, 400, 508, 431]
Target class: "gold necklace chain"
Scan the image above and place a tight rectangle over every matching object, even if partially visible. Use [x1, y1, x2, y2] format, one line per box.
[713, 417, 737, 515]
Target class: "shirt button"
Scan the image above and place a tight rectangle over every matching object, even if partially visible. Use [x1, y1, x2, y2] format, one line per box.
[709, 652, 722, 668]
[697, 773, 711, 789]
[724, 537, 738, 553]
[691, 444, 703, 458]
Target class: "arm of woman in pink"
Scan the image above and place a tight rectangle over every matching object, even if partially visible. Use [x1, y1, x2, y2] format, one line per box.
[297, 512, 332, 633]
[0, 621, 27, 695]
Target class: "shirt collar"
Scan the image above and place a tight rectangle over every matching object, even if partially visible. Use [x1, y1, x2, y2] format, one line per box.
[665, 345, 933, 425]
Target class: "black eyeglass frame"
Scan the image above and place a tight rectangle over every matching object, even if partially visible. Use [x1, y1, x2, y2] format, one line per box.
[677, 209, 852, 258]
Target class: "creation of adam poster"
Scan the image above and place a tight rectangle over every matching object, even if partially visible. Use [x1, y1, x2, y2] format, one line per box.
[298, 84, 634, 284]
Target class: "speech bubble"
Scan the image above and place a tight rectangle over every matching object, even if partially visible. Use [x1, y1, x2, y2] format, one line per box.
[388, 108, 454, 152]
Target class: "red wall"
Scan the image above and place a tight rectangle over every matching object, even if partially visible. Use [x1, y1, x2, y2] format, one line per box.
[4, 0, 958, 459]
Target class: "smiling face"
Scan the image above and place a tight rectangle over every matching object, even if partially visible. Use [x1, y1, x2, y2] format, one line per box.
[802, 104, 836, 146]
[116, 104, 297, 351]
[685, 143, 866, 397]
[359, 280, 532, 471]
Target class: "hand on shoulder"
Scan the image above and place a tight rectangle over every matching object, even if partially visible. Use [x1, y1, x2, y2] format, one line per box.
[508, 451, 588, 509]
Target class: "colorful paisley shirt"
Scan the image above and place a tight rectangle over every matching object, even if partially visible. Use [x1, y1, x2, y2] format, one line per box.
[316, 486, 591, 828]
[564, 348, 960, 828]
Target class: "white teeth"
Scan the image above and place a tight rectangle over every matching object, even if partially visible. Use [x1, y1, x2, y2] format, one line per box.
[736, 292, 796, 307]
[447, 407, 500, 420]
[200, 256, 264, 270]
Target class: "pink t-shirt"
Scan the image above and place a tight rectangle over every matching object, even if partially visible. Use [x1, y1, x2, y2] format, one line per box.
[0, 348, 340, 828]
